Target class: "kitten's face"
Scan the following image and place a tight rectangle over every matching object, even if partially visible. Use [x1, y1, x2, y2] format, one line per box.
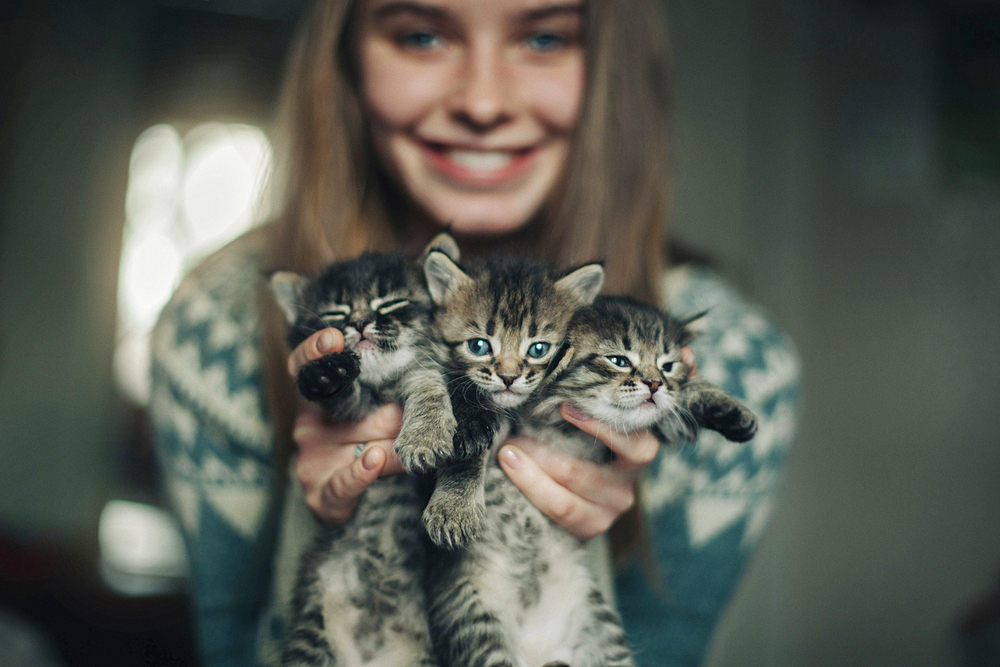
[424, 254, 605, 409]
[560, 298, 692, 432]
[271, 254, 431, 384]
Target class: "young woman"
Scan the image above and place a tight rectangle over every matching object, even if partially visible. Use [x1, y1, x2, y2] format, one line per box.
[149, 0, 799, 665]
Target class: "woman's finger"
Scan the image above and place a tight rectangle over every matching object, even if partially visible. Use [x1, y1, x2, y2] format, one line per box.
[498, 444, 619, 541]
[681, 346, 698, 378]
[287, 328, 345, 377]
[508, 437, 637, 514]
[558, 404, 659, 467]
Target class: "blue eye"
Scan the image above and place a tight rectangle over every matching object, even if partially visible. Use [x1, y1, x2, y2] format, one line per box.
[467, 338, 492, 356]
[400, 31, 441, 50]
[606, 355, 630, 368]
[527, 32, 566, 51]
[527, 342, 551, 359]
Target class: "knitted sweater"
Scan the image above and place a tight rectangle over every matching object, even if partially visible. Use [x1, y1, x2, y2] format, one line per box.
[150, 229, 799, 667]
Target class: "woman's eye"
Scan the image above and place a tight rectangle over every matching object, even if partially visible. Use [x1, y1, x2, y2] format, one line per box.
[526, 32, 566, 52]
[606, 355, 630, 368]
[399, 30, 441, 50]
[467, 338, 492, 356]
[527, 342, 551, 359]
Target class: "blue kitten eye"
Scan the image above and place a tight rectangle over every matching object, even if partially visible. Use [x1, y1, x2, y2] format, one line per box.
[527, 342, 551, 359]
[606, 355, 631, 368]
[467, 338, 492, 356]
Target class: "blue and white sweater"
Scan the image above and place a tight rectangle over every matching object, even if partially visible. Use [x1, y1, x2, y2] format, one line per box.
[150, 230, 799, 667]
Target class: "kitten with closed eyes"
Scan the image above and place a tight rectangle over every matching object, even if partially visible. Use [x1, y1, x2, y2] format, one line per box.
[269, 235, 460, 667]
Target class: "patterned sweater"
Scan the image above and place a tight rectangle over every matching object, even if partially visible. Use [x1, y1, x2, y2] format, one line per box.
[150, 230, 799, 667]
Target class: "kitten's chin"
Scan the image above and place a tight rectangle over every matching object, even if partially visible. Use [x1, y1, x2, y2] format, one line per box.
[492, 389, 527, 409]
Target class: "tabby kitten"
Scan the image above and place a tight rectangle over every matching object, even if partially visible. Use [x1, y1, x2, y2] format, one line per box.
[522, 295, 759, 453]
[426, 295, 758, 667]
[420, 250, 620, 667]
[269, 235, 459, 667]
[420, 250, 605, 551]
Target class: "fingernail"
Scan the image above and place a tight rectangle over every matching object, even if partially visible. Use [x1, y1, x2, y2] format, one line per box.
[319, 329, 337, 353]
[361, 446, 380, 471]
[500, 446, 521, 470]
[562, 404, 592, 422]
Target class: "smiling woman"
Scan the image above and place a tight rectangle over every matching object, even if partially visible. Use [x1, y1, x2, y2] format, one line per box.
[358, 0, 584, 234]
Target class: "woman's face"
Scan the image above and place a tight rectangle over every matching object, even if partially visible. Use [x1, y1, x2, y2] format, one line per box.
[357, 0, 585, 236]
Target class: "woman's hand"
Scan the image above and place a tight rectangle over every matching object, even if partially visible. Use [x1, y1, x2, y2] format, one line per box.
[497, 346, 699, 540]
[288, 328, 404, 524]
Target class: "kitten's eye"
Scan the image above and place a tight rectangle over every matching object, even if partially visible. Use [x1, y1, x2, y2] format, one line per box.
[662, 362, 675, 373]
[376, 298, 410, 315]
[467, 338, 492, 356]
[526, 342, 551, 359]
[606, 355, 631, 368]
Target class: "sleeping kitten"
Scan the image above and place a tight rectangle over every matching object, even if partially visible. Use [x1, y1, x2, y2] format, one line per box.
[427, 295, 757, 667]
[270, 235, 459, 667]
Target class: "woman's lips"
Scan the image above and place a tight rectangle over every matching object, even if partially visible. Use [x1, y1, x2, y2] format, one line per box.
[422, 143, 536, 186]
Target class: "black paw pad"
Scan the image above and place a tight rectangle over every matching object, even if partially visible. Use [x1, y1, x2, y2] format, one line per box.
[297, 352, 360, 401]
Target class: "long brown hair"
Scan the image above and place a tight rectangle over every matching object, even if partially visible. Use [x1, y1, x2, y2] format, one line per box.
[263, 0, 675, 565]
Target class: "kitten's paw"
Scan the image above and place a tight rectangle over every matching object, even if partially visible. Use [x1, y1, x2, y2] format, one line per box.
[395, 419, 456, 475]
[423, 497, 483, 550]
[709, 404, 758, 442]
[296, 352, 360, 402]
[453, 417, 495, 460]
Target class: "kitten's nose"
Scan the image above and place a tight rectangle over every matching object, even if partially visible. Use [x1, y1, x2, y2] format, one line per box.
[644, 380, 661, 394]
[499, 374, 517, 388]
[349, 320, 370, 334]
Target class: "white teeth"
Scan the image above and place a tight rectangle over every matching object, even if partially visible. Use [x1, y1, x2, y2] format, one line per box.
[448, 149, 513, 172]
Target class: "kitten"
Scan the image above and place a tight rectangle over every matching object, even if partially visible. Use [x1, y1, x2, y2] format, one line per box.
[419, 251, 605, 550]
[427, 294, 757, 667]
[269, 235, 460, 667]
[421, 250, 622, 667]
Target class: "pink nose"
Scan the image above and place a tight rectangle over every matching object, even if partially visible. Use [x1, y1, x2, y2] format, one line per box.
[644, 380, 661, 393]
[499, 375, 516, 387]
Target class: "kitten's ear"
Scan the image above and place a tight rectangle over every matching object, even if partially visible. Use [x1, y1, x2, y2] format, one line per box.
[424, 251, 470, 305]
[269, 271, 308, 324]
[423, 232, 460, 262]
[677, 310, 709, 347]
[555, 263, 605, 306]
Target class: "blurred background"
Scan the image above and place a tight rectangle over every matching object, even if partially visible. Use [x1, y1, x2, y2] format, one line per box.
[0, 0, 998, 665]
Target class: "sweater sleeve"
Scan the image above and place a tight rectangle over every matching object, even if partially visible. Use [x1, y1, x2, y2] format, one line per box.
[615, 266, 801, 666]
[149, 235, 282, 667]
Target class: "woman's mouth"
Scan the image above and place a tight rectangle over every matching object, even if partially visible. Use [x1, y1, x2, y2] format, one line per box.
[422, 143, 536, 185]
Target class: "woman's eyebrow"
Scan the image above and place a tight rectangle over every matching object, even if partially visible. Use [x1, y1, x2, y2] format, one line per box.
[520, 3, 584, 22]
[371, 1, 449, 21]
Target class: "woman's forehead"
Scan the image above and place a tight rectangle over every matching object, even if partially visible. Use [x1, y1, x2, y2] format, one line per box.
[359, 0, 585, 22]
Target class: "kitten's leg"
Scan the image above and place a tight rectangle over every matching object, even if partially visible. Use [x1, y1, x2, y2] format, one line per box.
[421, 378, 500, 548]
[283, 477, 439, 667]
[682, 378, 758, 442]
[422, 455, 487, 550]
[426, 547, 522, 667]
[297, 351, 361, 403]
[394, 368, 457, 475]
[572, 589, 635, 667]
[448, 376, 501, 461]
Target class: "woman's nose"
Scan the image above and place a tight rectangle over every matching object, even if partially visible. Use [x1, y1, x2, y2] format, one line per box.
[448, 44, 512, 131]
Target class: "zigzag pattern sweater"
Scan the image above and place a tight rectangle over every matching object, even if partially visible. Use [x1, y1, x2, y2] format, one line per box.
[150, 230, 799, 667]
